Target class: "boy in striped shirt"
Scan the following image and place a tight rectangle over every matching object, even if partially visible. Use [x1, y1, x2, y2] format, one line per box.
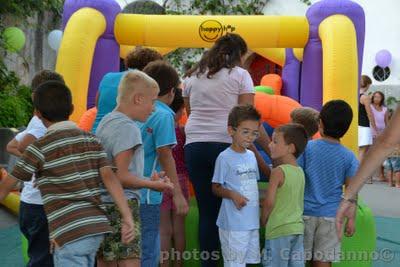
[0, 81, 134, 267]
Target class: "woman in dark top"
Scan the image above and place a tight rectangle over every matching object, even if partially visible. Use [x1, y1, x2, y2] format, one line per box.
[358, 75, 376, 183]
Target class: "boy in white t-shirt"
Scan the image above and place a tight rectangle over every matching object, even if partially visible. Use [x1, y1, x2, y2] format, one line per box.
[212, 105, 267, 266]
[5, 70, 64, 267]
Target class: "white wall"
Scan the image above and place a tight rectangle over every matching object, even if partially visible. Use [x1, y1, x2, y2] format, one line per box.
[353, 0, 400, 86]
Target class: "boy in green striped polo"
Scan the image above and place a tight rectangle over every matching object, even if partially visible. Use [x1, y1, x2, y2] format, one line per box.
[261, 123, 308, 267]
[0, 81, 135, 267]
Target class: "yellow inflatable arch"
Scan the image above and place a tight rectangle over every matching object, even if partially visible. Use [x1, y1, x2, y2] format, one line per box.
[56, 0, 365, 154]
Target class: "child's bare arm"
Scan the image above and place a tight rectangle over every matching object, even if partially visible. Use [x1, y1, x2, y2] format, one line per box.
[100, 167, 134, 244]
[0, 175, 19, 201]
[157, 146, 188, 215]
[17, 134, 37, 153]
[255, 126, 271, 157]
[6, 138, 22, 157]
[212, 183, 248, 210]
[249, 144, 271, 179]
[114, 148, 173, 192]
[261, 168, 284, 226]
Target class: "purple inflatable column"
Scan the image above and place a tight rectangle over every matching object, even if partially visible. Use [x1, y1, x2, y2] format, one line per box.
[62, 0, 121, 109]
[282, 48, 301, 101]
[300, 0, 365, 110]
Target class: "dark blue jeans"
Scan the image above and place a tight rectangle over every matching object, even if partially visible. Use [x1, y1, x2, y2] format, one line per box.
[185, 142, 230, 267]
[140, 203, 161, 267]
[19, 201, 53, 267]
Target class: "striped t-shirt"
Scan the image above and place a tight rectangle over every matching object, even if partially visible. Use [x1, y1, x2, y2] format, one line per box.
[10, 121, 112, 247]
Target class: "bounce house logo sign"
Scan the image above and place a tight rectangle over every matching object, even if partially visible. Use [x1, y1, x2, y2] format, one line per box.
[199, 20, 236, 42]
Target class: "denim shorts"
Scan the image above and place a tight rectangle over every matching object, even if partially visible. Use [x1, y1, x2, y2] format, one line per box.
[383, 157, 400, 172]
[53, 234, 104, 267]
[262, 234, 304, 267]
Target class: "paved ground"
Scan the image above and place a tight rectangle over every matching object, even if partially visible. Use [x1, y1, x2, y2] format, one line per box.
[360, 181, 400, 217]
[0, 206, 17, 229]
[359, 181, 400, 267]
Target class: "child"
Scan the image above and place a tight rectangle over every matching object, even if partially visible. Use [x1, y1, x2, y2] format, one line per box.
[290, 107, 320, 139]
[160, 88, 190, 267]
[383, 146, 400, 187]
[5, 70, 64, 267]
[212, 105, 263, 266]
[95, 70, 174, 267]
[261, 123, 308, 267]
[140, 61, 188, 267]
[298, 100, 359, 267]
[0, 81, 135, 267]
[92, 47, 163, 133]
[383, 110, 400, 187]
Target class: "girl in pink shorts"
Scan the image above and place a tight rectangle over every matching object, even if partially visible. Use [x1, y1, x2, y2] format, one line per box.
[160, 88, 189, 267]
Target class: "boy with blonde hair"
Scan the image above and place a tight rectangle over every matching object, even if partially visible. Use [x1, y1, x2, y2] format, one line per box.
[96, 70, 174, 267]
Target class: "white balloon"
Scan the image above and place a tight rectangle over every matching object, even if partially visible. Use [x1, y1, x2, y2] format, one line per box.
[48, 30, 63, 51]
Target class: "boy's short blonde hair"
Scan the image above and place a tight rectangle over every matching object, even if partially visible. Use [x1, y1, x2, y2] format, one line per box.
[290, 107, 320, 138]
[117, 70, 159, 106]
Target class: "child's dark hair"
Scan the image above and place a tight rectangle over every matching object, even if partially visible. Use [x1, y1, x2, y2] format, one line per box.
[143, 60, 180, 96]
[170, 88, 184, 113]
[31, 70, 65, 92]
[371, 91, 385, 107]
[275, 123, 308, 158]
[33, 81, 73, 122]
[185, 33, 247, 78]
[125, 47, 163, 70]
[320, 100, 353, 139]
[228, 105, 261, 128]
[290, 107, 320, 138]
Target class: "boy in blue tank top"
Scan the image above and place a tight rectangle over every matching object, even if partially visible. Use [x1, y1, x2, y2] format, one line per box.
[298, 100, 359, 267]
[261, 123, 308, 267]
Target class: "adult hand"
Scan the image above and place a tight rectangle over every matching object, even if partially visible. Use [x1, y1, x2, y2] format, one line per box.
[336, 200, 357, 241]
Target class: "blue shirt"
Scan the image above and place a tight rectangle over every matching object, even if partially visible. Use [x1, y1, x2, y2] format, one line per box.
[297, 139, 359, 217]
[212, 147, 260, 231]
[139, 100, 177, 204]
[92, 71, 126, 133]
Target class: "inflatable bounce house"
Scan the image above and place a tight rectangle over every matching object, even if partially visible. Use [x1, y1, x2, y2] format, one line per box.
[0, 0, 376, 266]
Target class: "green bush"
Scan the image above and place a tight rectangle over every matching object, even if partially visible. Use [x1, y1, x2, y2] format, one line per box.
[0, 66, 33, 127]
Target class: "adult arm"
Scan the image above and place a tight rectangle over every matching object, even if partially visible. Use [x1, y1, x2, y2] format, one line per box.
[183, 97, 191, 117]
[336, 106, 400, 238]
